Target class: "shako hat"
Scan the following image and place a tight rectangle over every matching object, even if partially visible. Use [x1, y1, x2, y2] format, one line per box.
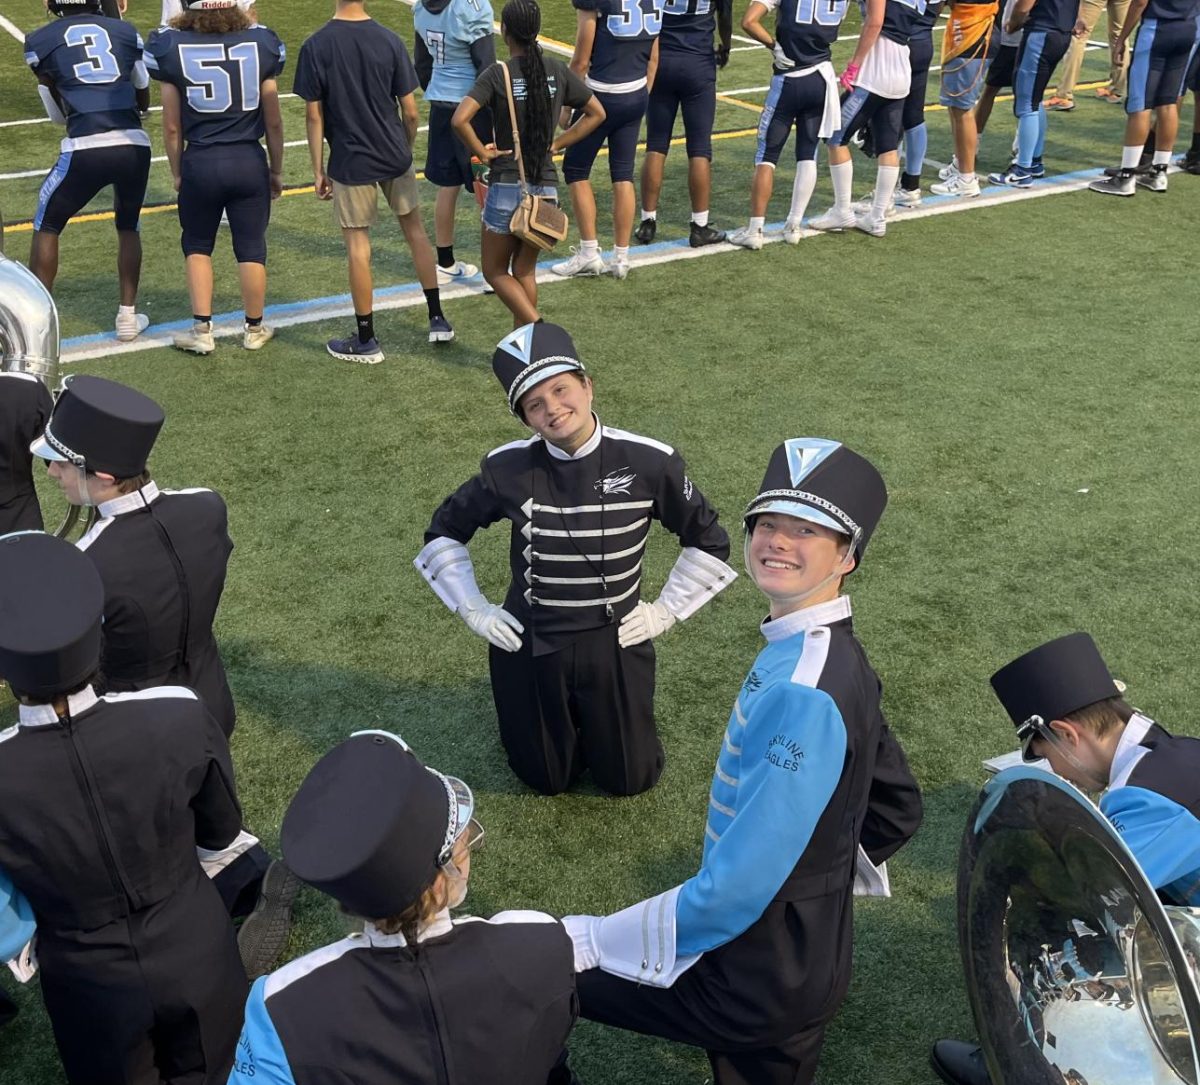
[744, 438, 888, 566]
[31, 376, 164, 478]
[492, 322, 586, 415]
[281, 732, 475, 918]
[0, 532, 104, 699]
[991, 632, 1123, 738]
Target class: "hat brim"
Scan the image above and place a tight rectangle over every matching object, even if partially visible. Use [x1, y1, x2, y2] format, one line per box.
[29, 433, 66, 463]
[744, 499, 849, 537]
[510, 362, 584, 412]
[445, 774, 474, 840]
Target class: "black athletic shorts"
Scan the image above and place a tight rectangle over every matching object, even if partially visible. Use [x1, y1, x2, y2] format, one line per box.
[424, 101, 492, 189]
[646, 51, 718, 158]
[34, 142, 150, 235]
[178, 141, 270, 264]
[1126, 15, 1199, 112]
[563, 87, 648, 184]
[830, 87, 905, 154]
[987, 43, 1019, 88]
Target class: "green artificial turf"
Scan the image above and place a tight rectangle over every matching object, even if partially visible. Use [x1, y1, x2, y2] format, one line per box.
[1, 2, 1199, 1084]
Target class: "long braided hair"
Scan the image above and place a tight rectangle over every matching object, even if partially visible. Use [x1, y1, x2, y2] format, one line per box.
[501, 0, 552, 177]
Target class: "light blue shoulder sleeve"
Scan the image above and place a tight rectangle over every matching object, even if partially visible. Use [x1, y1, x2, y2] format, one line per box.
[0, 869, 36, 964]
[675, 682, 848, 956]
[228, 977, 296, 1085]
[462, 0, 496, 40]
[1101, 786, 1200, 891]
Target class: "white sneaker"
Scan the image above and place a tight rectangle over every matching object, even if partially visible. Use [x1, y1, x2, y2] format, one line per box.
[783, 220, 804, 244]
[727, 225, 764, 250]
[243, 322, 274, 350]
[937, 156, 961, 181]
[853, 210, 887, 238]
[930, 172, 981, 197]
[115, 311, 149, 341]
[808, 207, 856, 232]
[851, 191, 898, 218]
[173, 320, 215, 355]
[551, 246, 605, 277]
[607, 256, 631, 279]
[894, 186, 922, 209]
[436, 260, 479, 283]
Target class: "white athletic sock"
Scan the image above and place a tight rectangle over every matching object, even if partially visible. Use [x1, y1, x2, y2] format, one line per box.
[1121, 145, 1143, 169]
[959, 172, 977, 183]
[748, 216, 765, 232]
[642, 208, 657, 221]
[1152, 149, 1172, 166]
[830, 160, 854, 210]
[873, 165, 900, 215]
[580, 238, 600, 257]
[788, 160, 818, 223]
[613, 245, 629, 261]
[691, 209, 709, 227]
[118, 304, 136, 316]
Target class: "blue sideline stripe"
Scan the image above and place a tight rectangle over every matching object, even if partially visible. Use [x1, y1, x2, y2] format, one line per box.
[60, 164, 1118, 354]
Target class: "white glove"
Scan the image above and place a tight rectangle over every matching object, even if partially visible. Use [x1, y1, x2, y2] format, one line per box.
[618, 600, 677, 648]
[562, 915, 601, 972]
[458, 593, 524, 653]
[771, 42, 796, 70]
[8, 937, 37, 983]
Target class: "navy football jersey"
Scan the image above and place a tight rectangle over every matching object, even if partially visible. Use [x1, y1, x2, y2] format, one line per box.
[659, 0, 728, 56]
[774, 0, 852, 65]
[579, 0, 665, 87]
[1026, 0, 1078, 33]
[911, 0, 944, 34]
[1144, 0, 1200, 19]
[23, 15, 145, 140]
[145, 26, 285, 145]
[878, 0, 929, 44]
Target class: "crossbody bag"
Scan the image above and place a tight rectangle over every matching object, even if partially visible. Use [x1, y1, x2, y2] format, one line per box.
[500, 60, 569, 251]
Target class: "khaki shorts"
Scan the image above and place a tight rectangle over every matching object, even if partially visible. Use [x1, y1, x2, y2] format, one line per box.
[332, 168, 419, 229]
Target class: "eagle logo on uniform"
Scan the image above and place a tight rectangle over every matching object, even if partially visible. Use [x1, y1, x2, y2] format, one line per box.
[594, 468, 636, 496]
[683, 476, 694, 501]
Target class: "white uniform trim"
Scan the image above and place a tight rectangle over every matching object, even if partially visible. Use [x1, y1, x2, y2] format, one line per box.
[790, 626, 832, 688]
[486, 435, 540, 459]
[533, 539, 646, 562]
[0, 725, 21, 748]
[263, 935, 370, 998]
[532, 578, 641, 608]
[76, 515, 117, 553]
[456, 909, 560, 927]
[532, 561, 642, 586]
[102, 686, 199, 704]
[18, 686, 99, 727]
[0, 372, 41, 385]
[533, 500, 653, 516]
[532, 517, 649, 538]
[600, 425, 674, 456]
[1107, 713, 1156, 791]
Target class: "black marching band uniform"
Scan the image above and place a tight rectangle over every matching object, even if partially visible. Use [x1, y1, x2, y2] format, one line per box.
[0, 532, 248, 1084]
[561, 439, 923, 1085]
[0, 367, 53, 534]
[416, 323, 737, 796]
[29, 377, 277, 926]
[229, 731, 577, 1085]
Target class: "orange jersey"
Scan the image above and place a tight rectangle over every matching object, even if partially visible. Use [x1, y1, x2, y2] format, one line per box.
[942, 1, 1000, 61]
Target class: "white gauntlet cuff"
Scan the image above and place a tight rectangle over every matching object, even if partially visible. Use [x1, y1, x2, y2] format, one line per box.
[414, 538, 483, 613]
[197, 829, 260, 879]
[659, 548, 738, 621]
[593, 885, 700, 988]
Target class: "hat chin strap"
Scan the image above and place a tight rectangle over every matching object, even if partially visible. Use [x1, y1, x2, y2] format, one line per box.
[742, 533, 856, 613]
[1035, 720, 1109, 792]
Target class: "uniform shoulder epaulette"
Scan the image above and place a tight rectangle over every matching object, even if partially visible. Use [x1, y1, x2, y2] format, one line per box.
[102, 686, 199, 705]
[599, 425, 674, 457]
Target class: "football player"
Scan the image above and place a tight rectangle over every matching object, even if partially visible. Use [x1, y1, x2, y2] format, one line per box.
[414, 0, 496, 285]
[1088, 0, 1200, 195]
[809, 0, 930, 238]
[552, 0, 665, 280]
[987, 0, 1084, 187]
[1185, 48, 1200, 173]
[146, 0, 286, 354]
[634, 0, 732, 248]
[727, 0, 848, 248]
[23, 0, 152, 340]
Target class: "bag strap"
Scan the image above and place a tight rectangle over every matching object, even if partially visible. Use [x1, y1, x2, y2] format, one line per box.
[499, 60, 528, 190]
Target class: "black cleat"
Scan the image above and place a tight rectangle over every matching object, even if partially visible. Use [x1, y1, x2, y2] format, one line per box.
[634, 217, 657, 244]
[931, 1040, 991, 1085]
[1184, 148, 1200, 175]
[689, 222, 726, 247]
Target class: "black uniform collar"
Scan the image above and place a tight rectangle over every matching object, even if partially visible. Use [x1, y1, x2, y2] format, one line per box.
[543, 414, 602, 461]
[18, 685, 99, 728]
[761, 595, 851, 642]
[1107, 712, 1156, 789]
[97, 480, 160, 519]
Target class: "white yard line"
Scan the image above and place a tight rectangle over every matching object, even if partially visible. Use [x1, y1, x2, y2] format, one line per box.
[0, 92, 301, 130]
[0, 13, 25, 43]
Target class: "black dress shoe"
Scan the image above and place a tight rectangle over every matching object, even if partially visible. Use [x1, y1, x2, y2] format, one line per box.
[689, 222, 726, 247]
[634, 217, 657, 244]
[0, 990, 17, 1027]
[931, 1040, 991, 1085]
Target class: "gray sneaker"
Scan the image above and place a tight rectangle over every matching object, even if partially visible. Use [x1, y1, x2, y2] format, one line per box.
[1089, 171, 1137, 197]
[1135, 165, 1168, 192]
[238, 860, 302, 979]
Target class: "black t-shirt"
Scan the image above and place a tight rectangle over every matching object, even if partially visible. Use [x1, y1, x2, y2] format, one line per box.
[293, 18, 419, 184]
[467, 55, 592, 186]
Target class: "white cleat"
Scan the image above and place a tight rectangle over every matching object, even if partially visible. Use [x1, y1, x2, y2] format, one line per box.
[607, 256, 631, 279]
[783, 220, 804, 245]
[114, 311, 150, 342]
[930, 172, 981, 197]
[851, 190, 898, 218]
[243, 322, 274, 350]
[894, 186, 922, 209]
[436, 260, 479, 283]
[808, 207, 856, 232]
[173, 320, 215, 355]
[727, 225, 764, 250]
[551, 246, 606, 277]
[853, 210, 887, 238]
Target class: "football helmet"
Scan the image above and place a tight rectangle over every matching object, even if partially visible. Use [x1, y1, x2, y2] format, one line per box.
[47, 0, 105, 16]
[180, 0, 241, 9]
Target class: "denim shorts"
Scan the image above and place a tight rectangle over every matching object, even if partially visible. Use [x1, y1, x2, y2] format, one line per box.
[482, 181, 558, 235]
[939, 55, 990, 110]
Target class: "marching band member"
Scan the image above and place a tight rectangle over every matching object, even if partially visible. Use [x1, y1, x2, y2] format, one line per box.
[415, 321, 736, 797]
[559, 438, 923, 1085]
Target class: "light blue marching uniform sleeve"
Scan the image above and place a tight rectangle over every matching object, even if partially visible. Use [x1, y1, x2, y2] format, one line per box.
[675, 681, 848, 956]
[1101, 786, 1200, 904]
[228, 977, 296, 1085]
[0, 870, 36, 964]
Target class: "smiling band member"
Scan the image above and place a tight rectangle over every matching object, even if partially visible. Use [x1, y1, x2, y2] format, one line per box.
[415, 322, 737, 797]
[558, 438, 923, 1085]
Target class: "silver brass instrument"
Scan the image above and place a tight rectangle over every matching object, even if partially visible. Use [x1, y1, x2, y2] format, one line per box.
[0, 252, 94, 540]
[959, 765, 1200, 1085]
